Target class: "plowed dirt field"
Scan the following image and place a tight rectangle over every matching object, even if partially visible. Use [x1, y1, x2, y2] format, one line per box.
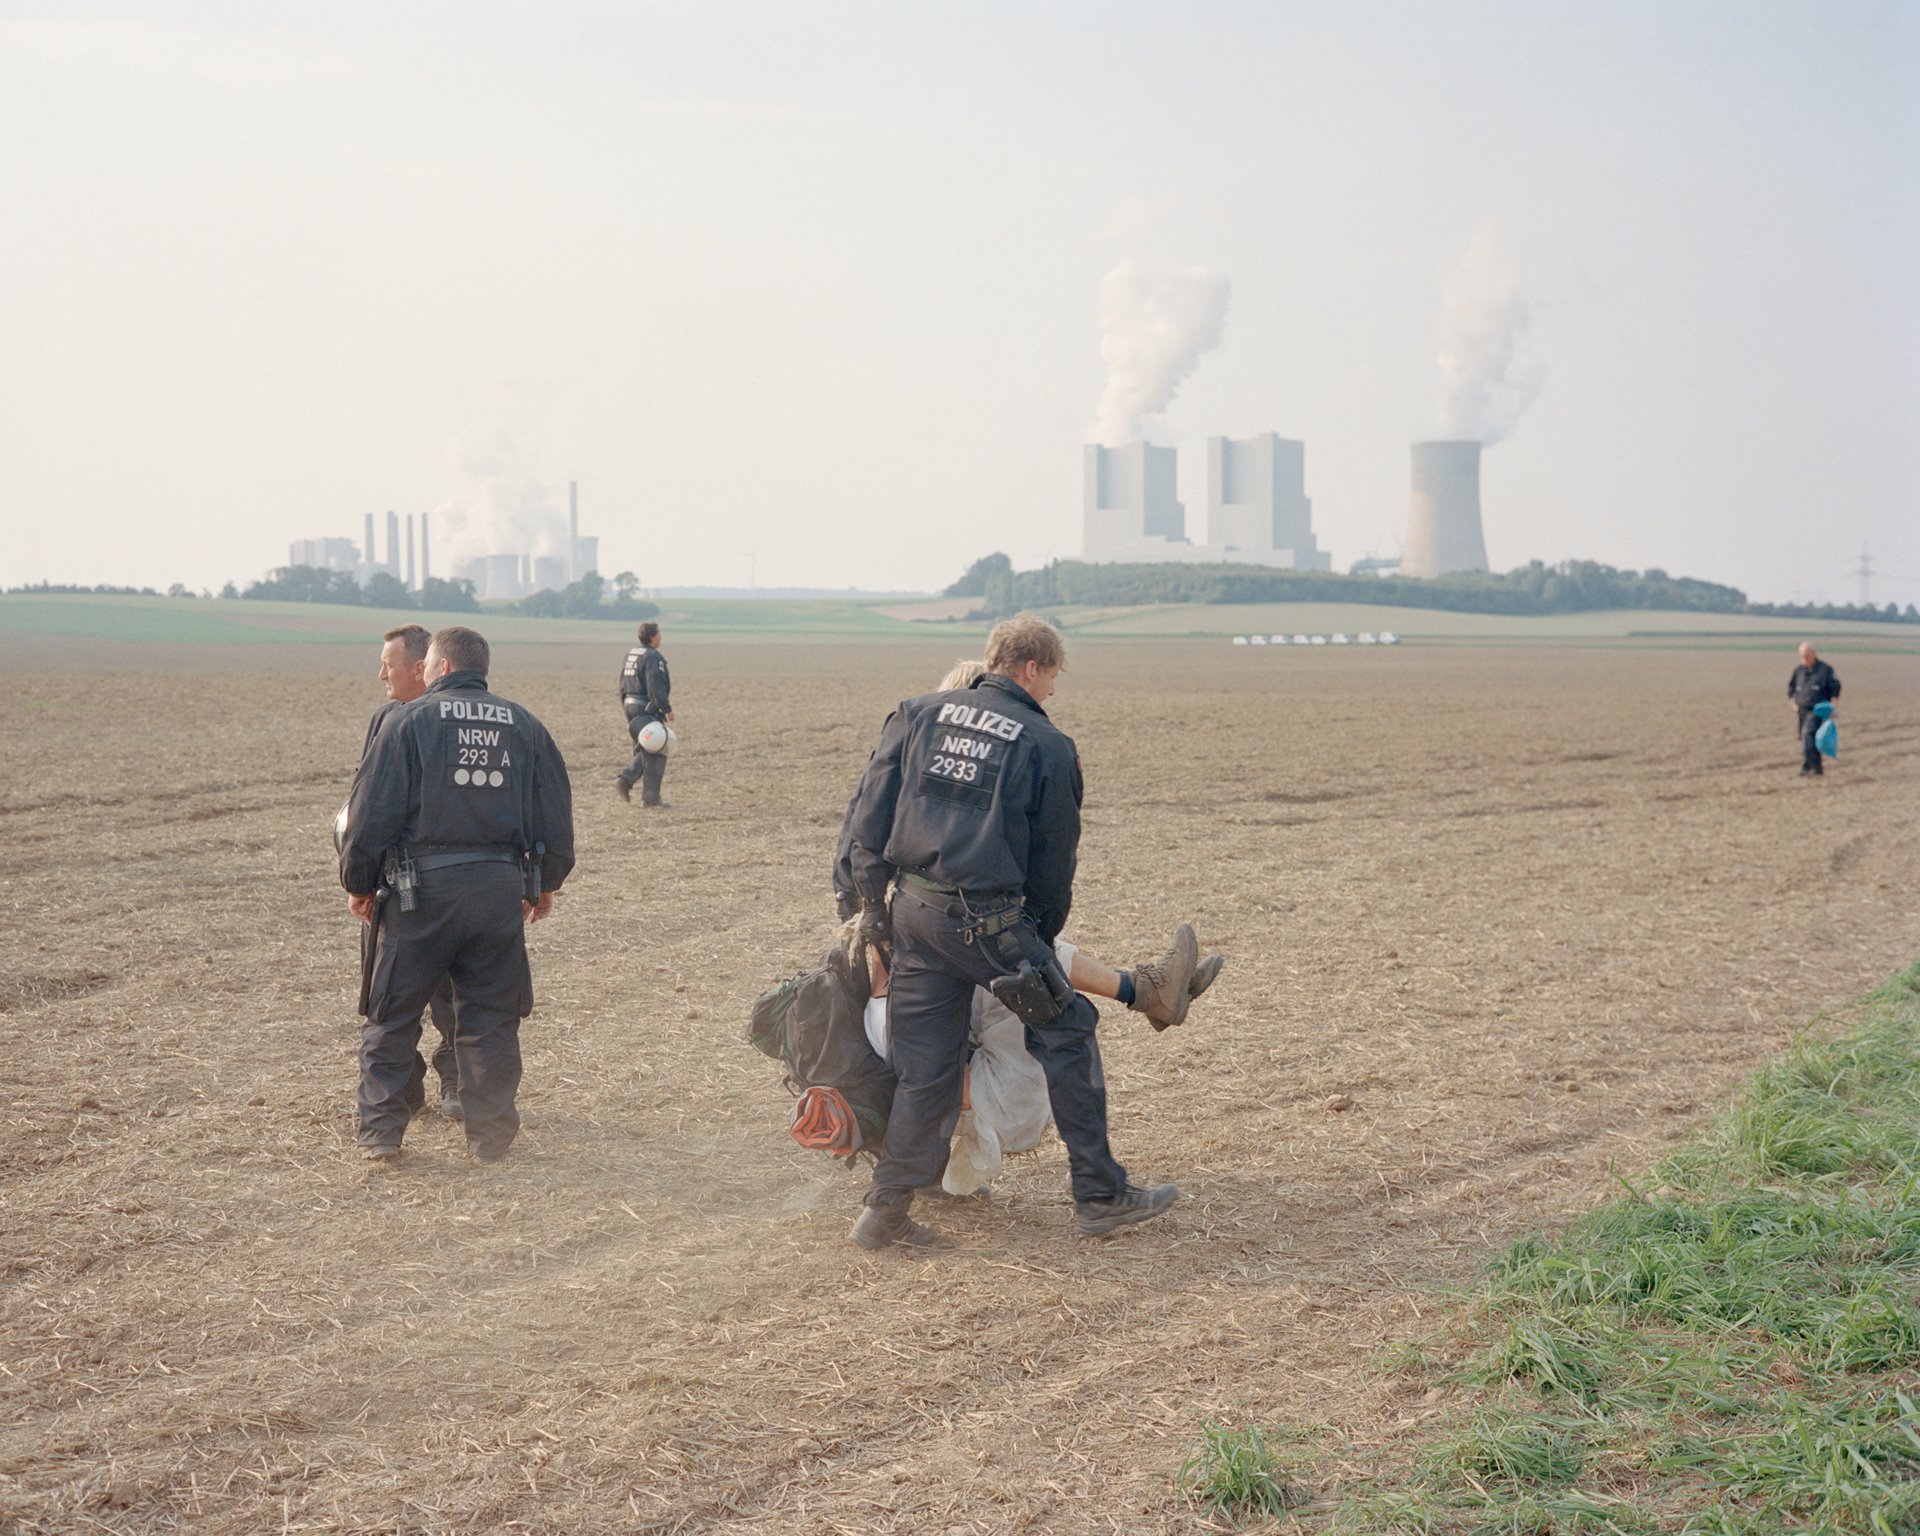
[3, 635, 1916, 1534]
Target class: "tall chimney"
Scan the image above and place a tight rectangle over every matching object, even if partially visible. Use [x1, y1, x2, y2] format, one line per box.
[363, 512, 375, 578]
[420, 513, 431, 589]
[385, 510, 400, 578]
[405, 514, 416, 590]
[1401, 441, 1489, 579]
[569, 480, 579, 583]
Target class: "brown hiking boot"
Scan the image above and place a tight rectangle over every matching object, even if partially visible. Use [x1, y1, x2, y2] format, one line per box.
[850, 1203, 951, 1251]
[1129, 923, 1198, 1029]
[1189, 952, 1225, 1000]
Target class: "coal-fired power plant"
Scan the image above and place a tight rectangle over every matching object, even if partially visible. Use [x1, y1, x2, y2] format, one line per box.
[289, 478, 599, 601]
[1401, 440, 1489, 579]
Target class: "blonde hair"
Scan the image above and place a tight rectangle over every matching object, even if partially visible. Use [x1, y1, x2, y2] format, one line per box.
[938, 658, 987, 691]
[984, 614, 1065, 675]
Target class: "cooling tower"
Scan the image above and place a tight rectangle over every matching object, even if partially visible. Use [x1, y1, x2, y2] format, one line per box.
[481, 554, 523, 601]
[1401, 440, 1488, 579]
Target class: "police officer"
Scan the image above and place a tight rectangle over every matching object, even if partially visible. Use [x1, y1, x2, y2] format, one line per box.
[355, 624, 461, 1120]
[843, 613, 1179, 1248]
[341, 626, 575, 1165]
[614, 620, 673, 808]
[1786, 641, 1841, 778]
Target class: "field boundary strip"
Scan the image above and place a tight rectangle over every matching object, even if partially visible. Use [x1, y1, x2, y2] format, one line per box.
[1178, 960, 1920, 1534]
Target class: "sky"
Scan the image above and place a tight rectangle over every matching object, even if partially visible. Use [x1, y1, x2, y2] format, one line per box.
[2, 0, 1916, 605]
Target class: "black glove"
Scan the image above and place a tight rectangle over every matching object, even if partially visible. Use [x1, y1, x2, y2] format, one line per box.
[857, 902, 892, 946]
[835, 890, 860, 922]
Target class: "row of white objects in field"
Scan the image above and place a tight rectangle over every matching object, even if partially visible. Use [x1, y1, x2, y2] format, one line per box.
[1233, 632, 1400, 647]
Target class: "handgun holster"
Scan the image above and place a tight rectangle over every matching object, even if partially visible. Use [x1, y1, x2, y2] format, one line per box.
[989, 956, 1075, 1027]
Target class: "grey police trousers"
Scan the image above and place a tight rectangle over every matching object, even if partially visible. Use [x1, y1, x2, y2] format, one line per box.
[360, 861, 532, 1158]
[867, 885, 1128, 1207]
[619, 701, 668, 805]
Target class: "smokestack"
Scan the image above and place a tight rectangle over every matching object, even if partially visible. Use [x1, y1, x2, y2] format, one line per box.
[405, 514, 416, 591]
[363, 512, 375, 578]
[569, 480, 579, 583]
[385, 510, 400, 578]
[420, 513, 431, 588]
[1402, 441, 1488, 579]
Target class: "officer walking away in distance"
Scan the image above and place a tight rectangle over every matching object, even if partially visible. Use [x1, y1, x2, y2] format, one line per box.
[1786, 641, 1841, 778]
[353, 624, 462, 1121]
[341, 626, 576, 1166]
[614, 620, 674, 808]
[843, 613, 1179, 1249]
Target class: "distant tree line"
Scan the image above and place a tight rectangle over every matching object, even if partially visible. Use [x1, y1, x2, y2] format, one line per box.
[6, 581, 165, 597]
[942, 552, 1014, 598]
[941, 554, 1920, 625]
[242, 566, 481, 611]
[513, 571, 658, 622]
[235, 564, 658, 621]
[1745, 599, 1919, 625]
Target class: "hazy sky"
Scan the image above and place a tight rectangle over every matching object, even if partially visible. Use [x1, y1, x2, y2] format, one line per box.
[3, 1, 1916, 603]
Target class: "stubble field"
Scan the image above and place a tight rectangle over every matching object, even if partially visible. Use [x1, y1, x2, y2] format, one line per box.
[2, 632, 1916, 1534]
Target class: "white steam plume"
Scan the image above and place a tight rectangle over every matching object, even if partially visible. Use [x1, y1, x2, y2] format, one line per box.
[1435, 231, 1542, 444]
[1089, 261, 1230, 444]
[431, 433, 569, 566]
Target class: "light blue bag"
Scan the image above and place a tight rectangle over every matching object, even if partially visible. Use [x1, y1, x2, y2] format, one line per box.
[1813, 702, 1837, 758]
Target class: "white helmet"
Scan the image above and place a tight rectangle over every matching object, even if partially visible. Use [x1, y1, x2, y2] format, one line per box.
[638, 720, 677, 756]
[331, 802, 351, 854]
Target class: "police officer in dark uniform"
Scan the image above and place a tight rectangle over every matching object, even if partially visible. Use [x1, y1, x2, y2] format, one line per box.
[614, 620, 673, 808]
[351, 623, 462, 1120]
[1786, 641, 1841, 778]
[341, 626, 575, 1165]
[843, 614, 1178, 1248]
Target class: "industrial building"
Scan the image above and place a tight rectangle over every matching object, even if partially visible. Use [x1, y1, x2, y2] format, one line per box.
[1401, 441, 1489, 578]
[1081, 431, 1502, 580]
[1081, 433, 1331, 570]
[450, 481, 598, 601]
[1204, 433, 1331, 570]
[1082, 442, 1188, 562]
[289, 480, 600, 601]
[287, 537, 359, 573]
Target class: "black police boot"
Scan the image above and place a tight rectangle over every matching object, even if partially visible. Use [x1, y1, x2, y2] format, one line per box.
[613, 775, 633, 803]
[1074, 1182, 1181, 1237]
[439, 1083, 464, 1121]
[850, 1203, 951, 1250]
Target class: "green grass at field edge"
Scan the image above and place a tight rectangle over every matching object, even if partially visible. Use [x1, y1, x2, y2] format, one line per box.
[1177, 962, 1920, 1533]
